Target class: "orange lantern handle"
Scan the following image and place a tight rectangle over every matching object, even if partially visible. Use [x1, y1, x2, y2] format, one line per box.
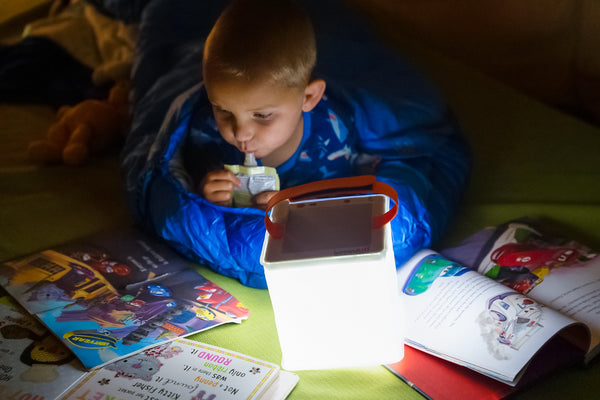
[264, 175, 399, 239]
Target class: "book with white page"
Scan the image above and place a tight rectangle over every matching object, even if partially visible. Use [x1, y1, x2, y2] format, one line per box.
[60, 337, 298, 400]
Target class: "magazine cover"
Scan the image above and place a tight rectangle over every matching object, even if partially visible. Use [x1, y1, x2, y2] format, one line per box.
[0, 293, 88, 399]
[0, 228, 250, 369]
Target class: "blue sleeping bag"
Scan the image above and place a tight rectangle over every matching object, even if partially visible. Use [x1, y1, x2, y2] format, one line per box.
[120, 0, 471, 288]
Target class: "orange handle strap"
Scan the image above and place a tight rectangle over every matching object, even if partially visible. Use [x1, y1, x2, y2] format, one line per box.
[264, 175, 398, 239]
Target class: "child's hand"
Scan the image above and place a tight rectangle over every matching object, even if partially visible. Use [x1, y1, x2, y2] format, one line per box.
[252, 190, 279, 210]
[198, 170, 241, 207]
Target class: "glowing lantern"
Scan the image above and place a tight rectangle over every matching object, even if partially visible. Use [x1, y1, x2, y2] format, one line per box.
[261, 176, 404, 370]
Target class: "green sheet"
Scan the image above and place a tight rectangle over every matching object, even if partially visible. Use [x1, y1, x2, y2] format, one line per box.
[2, 17, 600, 400]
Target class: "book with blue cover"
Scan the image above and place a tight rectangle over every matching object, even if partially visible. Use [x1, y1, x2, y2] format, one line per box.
[0, 227, 250, 370]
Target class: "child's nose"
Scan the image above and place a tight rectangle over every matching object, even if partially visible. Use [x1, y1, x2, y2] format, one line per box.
[233, 122, 253, 142]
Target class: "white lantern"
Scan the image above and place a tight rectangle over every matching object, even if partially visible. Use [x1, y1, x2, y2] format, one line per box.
[261, 176, 404, 370]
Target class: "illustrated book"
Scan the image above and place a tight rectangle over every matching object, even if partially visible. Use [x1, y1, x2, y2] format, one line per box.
[60, 337, 299, 400]
[387, 219, 599, 399]
[0, 228, 250, 370]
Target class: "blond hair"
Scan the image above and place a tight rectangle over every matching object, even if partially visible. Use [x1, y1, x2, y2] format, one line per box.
[203, 0, 316, 89]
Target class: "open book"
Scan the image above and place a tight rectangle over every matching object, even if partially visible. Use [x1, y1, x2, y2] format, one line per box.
[60, 338, 298, 400]
[387, 219, 599, 399]
[0, 228, 250, 370]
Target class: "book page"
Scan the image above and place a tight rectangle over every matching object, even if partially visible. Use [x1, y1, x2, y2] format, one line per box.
[397, 250, 589, 385]
[0, 228, 250, 370]
[37, 269, 250, 369]
[61, 338, 297, 400]
[0, 228, 191, 315]
[473, 221, 600, 361]
[0, 294, 87, 400]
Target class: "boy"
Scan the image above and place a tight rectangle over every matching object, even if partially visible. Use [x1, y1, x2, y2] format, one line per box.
[198, 0, 327, 208]
[122, 0, 471, 288]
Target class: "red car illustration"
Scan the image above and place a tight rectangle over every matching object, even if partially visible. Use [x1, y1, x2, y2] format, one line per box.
[491, 243, 579, 270]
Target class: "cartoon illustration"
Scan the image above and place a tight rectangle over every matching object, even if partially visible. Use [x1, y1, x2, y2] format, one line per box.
[479, 292, 543, 355]
[191, 390, 217, 400]
[55, 274, 249, 348]
[143, 343, 183, 359]
[104, 343, 182, 381]
[105, 352, 163, 381]
[56, 282, 184, 330]
[0, 323, 75, 382]
[0, 230, 250, 370]
[194, 282, 250, 318]
[485, 230, 597, 293]
[26, 283, 71, 303]
[5, 250, 117, 304]
[69, 249, 131, 276]
[403, 254, 470, 295]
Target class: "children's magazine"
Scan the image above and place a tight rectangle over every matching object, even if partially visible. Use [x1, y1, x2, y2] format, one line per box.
[60, 338, 299, 400]
[387, 219, 599, 399]
[0, 228, 250, 370]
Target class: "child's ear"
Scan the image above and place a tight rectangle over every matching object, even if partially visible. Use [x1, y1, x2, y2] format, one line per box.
[302, 79, 326, 112]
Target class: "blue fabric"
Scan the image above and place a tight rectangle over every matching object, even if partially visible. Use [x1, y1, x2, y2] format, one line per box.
[121, 0, 471, 288]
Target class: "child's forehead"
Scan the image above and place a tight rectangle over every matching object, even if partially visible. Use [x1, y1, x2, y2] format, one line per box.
[205, 78, 302, 109]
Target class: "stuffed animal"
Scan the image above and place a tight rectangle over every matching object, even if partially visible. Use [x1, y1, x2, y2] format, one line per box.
[27, 81, 130, 165]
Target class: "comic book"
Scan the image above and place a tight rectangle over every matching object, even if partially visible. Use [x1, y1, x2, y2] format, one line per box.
[0, 228, 250, 370]
[386, 219, 599, 399]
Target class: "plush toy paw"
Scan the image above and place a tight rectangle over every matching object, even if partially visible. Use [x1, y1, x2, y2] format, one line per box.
[27, 81, 130, 166]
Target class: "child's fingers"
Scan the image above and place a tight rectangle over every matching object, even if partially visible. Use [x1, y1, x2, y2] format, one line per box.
[199, 170, 240, 205]
[252, 190, 279, 210]
[207, 191, 233, 206]
[205, 169, 241, 187]
[203, 183, 234, 205]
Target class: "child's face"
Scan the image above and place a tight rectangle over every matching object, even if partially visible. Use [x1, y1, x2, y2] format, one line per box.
[205, 78, 306, 167]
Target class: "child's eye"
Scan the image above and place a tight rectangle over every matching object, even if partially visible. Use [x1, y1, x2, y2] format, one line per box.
[253, 112, 272, 120]
[212, 105, 230, 114]
[212, 106, 233, 119]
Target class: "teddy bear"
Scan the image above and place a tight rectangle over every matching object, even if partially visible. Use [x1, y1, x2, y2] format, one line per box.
[27, 80, 130, 166]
